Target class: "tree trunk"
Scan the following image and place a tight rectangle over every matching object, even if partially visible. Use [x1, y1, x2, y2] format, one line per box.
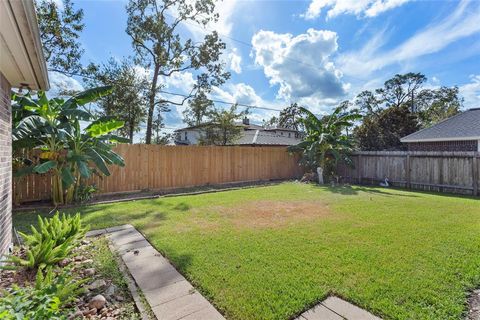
[145, 64, 160, 144]
[129, 124, 134, 144]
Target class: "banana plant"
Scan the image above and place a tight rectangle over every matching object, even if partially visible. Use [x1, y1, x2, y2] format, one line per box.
[12, 86, 128, 205]
[288, 105, 361, 184]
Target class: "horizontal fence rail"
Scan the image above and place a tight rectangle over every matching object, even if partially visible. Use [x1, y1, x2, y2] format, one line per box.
[338, 151, 480, 196]
[13, 145, 303, 204]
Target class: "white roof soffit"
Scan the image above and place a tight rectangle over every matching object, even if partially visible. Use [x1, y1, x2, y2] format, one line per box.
[0, 0, 49, 90]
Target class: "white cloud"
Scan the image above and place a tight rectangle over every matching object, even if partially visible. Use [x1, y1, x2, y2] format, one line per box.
[338, 1, 480, 77]
[48, 71, 84, 96]
[227, 48, 242, 74]
[160, 72, 196, 93]
[211, 83, 286, 123]
[460, 75, 480, 109]
[251, 28, 348, 106]
[303, 0, 411, 20]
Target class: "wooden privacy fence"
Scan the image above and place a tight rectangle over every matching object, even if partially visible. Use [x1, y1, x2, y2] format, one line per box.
[339, 151, 480, 196]
[14, 145, 303, 204]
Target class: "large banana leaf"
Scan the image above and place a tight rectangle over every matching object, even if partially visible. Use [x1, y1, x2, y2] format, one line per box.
[33, 161, 57, 174]
[63, 86, 113, 109]
[85, 148, 110, 176]
[85, 117, 124, 137]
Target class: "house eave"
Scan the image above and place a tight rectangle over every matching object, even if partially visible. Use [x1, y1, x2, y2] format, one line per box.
[0, 0, 49, 90]
[401, 137, 480, 143]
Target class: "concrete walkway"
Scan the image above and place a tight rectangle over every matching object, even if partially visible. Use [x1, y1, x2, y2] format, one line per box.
[88, 225, 225, 320]
[296, 296, 382, 320]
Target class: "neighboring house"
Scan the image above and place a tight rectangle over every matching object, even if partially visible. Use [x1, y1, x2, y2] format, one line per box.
[0, 0, 49, 257]
[174, 117, 302, 146]
[401, 108, 480, 151]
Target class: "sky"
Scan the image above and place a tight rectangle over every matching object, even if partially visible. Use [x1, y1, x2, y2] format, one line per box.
[50, 0, 480, 139]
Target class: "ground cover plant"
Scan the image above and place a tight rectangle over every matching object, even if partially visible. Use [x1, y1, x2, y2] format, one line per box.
[13, 182, 480, 320]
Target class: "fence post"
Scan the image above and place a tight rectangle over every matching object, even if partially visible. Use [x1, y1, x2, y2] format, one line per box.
[357, 154, 362, 184]
[473, 153, 478, 196]
[405, 154, 411, 189]
[438, 155, 444, 193]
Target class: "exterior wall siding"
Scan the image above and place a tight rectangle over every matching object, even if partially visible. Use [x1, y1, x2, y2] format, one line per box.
[407, 140, 478, 152]
[0, 72, 12, 257]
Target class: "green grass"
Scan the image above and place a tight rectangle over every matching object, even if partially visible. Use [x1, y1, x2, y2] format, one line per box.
[13, 183, 480, 320]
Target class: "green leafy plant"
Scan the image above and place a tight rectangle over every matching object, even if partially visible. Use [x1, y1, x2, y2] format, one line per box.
[0, 266, 85, 320]
[12, 86, 128, 205]
[0, 285, 65, 320]
[289, 104, 361, 183]
[1, 213, 88, 269]
[35, 266, 88, 307]
[75, 183, 98, 203]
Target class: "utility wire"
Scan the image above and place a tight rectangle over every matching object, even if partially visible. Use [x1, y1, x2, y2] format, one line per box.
[50, 69, 285, 113]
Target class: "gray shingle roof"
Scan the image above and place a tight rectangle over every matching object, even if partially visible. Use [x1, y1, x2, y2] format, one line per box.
[234, 130, 301, 146]
[401, 108, 480, 142]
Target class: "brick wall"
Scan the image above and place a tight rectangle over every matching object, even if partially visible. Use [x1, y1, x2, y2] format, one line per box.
[407, 140, 478, 152]
[0, 72, 12, 257]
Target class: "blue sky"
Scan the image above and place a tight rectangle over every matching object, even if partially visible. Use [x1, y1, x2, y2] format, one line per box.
[50, 0, 480, 134]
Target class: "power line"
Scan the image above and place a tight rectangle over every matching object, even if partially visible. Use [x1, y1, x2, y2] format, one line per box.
[49, 69, 284, 113]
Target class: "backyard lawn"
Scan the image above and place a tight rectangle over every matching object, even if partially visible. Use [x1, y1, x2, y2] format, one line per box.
[13, 182, 480, 320]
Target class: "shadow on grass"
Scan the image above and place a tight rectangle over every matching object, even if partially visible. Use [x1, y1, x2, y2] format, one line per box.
[315, 185, 420, 197]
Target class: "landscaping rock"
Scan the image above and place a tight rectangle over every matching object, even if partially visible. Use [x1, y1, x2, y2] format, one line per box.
[84, 268, 95, 276]
[114, 295, 124, 302]
[82, 259, 94, 264]
[59, 258, 72, 267]
[68, 309, 83, 319]
[104, 284, 117, 297]
[74, 255, 85, 262]
[89, 279, 107, 290]
[89, 294, 107, 310]
[82, 308, 97, 316]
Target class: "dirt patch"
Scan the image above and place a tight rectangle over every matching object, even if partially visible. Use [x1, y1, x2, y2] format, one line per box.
[468, 289, 480, 320]
[211, 200, 332, 229]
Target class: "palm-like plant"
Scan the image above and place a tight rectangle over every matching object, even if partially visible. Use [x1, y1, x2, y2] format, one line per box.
[12, 86, 128, 205]
[289, 105, 361, 184]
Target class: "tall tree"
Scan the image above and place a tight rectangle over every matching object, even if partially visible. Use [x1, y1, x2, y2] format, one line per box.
[200, 105, 246, 146]
[86, 58, 147, 143]
[354, 105, 419, 151]
[378, 72, 427, 112]
[126, 0, 230, 144]
[35, 0, 85, 74]
[183, 90, 214, 126]
[416, 86, 462, 127]
[152, 106, 172, 144]
[278, 103, 305, 131]
[353, 73, 462, 150]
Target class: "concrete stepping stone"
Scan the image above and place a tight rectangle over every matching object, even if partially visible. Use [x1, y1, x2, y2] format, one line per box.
[104, 226, 225, 320]
[296, 296, 382, 320]
[299, 304, 343, 320]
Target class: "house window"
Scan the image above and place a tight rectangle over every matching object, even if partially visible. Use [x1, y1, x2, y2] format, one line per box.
[288, 132, 291, 138]
[280, 132, 283, 136]
[184, 131, 188, 140]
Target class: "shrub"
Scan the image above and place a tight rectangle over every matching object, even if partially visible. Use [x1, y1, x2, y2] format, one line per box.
[23, 212, 88, 248]
[2, 212, 89, 269]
